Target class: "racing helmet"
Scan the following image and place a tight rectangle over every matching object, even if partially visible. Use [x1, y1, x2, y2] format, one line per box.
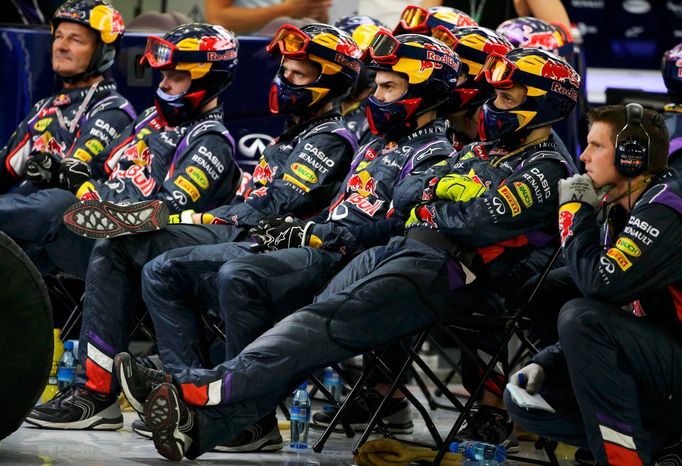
[496, 17, 574, 58]
[432, 25, 513, 112]
[394, 5, 477, 35]
[51, 0, 125, 81]
[662, 42, 682, 100]
[140, 23, 239, 126]
[334, 15, 389, 99]
[362, 31, 461, 135]
[266, 23, 362, 116]
[477, 47, 580, 141]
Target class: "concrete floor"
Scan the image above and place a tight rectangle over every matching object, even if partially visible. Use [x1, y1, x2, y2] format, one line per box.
[0, 385, 581, 466]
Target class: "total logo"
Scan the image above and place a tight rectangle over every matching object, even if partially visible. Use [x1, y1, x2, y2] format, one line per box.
[238, 133, 274, 158]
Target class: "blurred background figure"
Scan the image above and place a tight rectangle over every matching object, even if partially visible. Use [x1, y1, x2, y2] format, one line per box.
[205, 0, 332, 35]
[662, 42, 682, 171]
[3, 0, 60, 24]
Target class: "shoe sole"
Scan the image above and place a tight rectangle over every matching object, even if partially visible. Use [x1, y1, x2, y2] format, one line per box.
[144, 383, 188, 461]
[115, 353, 146, 416]
[63, 199, 169, 239]
[24, 414, 123, 430]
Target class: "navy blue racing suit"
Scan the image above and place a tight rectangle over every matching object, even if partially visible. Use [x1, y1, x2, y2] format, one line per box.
[138, 132, 576, 458]
[0, 79, 135, 193]
[506, 170, 682, 466]
[342, 101, 374, 148]
[139, 119, 452, 386]
[77, 112, 357, 397]
[0, 106, 239, 278]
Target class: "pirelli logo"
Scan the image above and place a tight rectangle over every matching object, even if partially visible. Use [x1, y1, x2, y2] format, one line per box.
[174, 176, 200, 202]
[498, 185, 521, 217]
[606, 248, 632, 271]
[283, 173, 311, 193]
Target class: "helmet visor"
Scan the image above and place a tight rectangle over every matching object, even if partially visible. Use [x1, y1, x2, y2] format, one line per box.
[478, 53, 516, 88]
[432, 25, 459, 50]
[142, 36, 178, 68]
[361, 30, 400, 64]
[396, 5, 429, 33]
[266, 25, 310, 59]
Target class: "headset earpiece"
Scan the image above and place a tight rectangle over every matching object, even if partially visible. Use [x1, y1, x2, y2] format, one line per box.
[614, 103, 650, 177]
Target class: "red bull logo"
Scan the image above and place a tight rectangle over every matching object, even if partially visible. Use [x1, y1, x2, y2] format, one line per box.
[419, 205, 437, 228]
[252, 159, 277, 185]
[541, 59, 580, 89]
[125, 140, 152, 166]
[525, 31, 560, 53]
[347, 171, 376, 197]
[559, 202, 581, 246]
[33, 132, 65, 156]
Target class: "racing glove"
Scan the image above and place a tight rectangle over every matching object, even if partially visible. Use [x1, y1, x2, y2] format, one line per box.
[558, 174, 611, 209]
[509, 363, 545, 395]
[405, 203, 438, 231]
[435, 173, 486, 202]
[58, 158, 92, 192]
[250, 217, 305, 252]
[25, 151, 61, 187]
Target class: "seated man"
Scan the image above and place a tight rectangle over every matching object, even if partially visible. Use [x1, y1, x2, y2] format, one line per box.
[119, 47, 580, 460]
[506, 104, 682, 466]
[119, 30, 460, 454]
[0, 23, 242, 278]
[25, 23, 361, 432]
[0, 0, 134, 194]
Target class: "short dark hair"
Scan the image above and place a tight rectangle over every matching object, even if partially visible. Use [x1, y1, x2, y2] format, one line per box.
[587, 105, 669, 176]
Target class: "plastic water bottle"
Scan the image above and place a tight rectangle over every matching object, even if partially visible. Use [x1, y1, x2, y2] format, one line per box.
[57, 340, 77, 390]
[449, 440, 506, 463]
[290, 382, 311, 449]
[322, 367, 341, 412]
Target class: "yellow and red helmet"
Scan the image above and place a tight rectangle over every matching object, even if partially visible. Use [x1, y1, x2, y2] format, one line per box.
[266, 23, 362, 115]
[51, 0, 124, 79]
[477, 47, 580, 141]
[432, 25, 513, 112]
[496, 17, 574, 58]
[394, 5, 477, 35]
[363, 31, 462, 135]
[141, 23, 239, 125]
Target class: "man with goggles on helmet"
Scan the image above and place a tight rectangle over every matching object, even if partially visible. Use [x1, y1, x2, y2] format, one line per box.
[334, 15, 389, 147]
[117, 45, 581, 458]
[0, 0, 135, 195]
[27, 23, 359, 439]
[25, 22, 243, 429]
[113, 30, 459, 460]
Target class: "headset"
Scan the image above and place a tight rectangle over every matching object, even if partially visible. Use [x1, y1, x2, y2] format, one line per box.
[614, 102, 650, 177]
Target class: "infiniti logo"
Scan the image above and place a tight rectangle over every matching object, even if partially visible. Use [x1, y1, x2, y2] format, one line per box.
[238, 133, 274, 158]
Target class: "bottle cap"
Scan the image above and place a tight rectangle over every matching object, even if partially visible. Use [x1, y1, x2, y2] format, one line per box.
[298, 381, 308, 390]
[64, 341, 74, 350]
[448, 441, 460, 452]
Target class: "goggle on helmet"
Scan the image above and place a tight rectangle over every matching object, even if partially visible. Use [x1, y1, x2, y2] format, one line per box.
[266, 23, 362, 115]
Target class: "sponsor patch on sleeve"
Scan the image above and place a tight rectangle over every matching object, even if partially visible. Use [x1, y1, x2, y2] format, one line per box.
[559, 202, 581, 246]
[290, 162, 318, 184]
[85, 139, 104, 155]
[615, 237, 641, 257]
[606, 248, 632, 271]
[283, 173, 311, 193]
[73, 148, 92, 162]
[174, 176, 201, 202]
[513, 181, 533, 208]
[498, 185, 521, 216]
[185, 166, 209, 189]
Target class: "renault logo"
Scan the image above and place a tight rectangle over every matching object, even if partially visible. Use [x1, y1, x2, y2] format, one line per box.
[239, 133, 274, 158]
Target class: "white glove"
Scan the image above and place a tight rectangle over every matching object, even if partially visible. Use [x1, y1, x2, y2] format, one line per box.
[509, 363, 545, 395]
[558, 174, 610, 209]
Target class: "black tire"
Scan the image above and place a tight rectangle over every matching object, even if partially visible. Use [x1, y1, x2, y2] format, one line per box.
[0, 231, 53, 440]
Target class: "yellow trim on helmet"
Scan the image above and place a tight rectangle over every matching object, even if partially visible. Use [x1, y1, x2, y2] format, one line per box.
[174, 37, 211, 80]
[511, 54, 550, 97]
[307, 87, 331, 106]
[390, 41, 436, 84]
[352, 24, 382, 50]
[89, 4, 119, 44]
